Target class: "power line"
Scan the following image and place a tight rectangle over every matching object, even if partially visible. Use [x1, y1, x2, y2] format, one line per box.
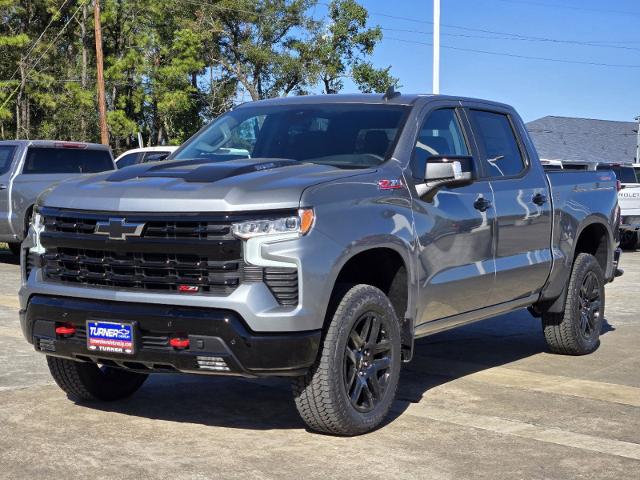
[490, 0, 640, 18]
[384, 37, 640, 69]
[3, 0, 74, 86]
[380, 27, 640, 52]
[362, 6, 640, 49]
[0, 3, 83, 113]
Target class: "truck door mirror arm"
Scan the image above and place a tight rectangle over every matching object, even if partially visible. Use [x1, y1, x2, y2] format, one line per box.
[415, 155, 477, 197]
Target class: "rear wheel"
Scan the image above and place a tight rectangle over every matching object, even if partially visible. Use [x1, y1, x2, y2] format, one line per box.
[8, 242, 20, 256]
[47, 356, 148, 401]
[292, 284, 402, 436]
[542, 253, 605, 355]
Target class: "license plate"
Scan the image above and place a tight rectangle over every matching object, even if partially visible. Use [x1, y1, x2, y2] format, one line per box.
[87, 321, 135, 355]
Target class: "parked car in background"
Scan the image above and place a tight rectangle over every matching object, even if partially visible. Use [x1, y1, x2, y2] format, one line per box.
[0, 140, 114, 255]
[115, 146, 178, 169]
[603, 163, 640, 249]
[20, 94, 621, 435]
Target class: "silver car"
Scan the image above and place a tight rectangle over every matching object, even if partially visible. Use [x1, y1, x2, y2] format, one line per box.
[0, 140, 115, 254]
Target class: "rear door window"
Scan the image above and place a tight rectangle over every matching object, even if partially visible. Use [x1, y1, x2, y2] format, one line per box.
[469, 110, 526, 178]
[0, 145, 17, 175]
[23, 148, 114, 174]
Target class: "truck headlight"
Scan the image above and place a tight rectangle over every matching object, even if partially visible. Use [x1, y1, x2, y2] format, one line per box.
[232, 209, 314, 240]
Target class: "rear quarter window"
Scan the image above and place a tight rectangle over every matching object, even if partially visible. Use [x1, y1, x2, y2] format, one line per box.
[23, 147, 114, 174]
[0, 145, 17, 175]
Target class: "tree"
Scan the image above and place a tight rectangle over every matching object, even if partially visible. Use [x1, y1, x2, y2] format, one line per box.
[315, 0, 398, 94]
[0, 0, 397, 148]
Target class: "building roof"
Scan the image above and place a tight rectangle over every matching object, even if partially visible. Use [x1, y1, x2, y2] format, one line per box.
[526, 116, 638, 164]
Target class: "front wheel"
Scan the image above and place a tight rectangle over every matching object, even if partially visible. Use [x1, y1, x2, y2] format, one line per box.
[292, 284, 402, 436]
[542, 253, 605, 355]
[47, 356, 148, 401]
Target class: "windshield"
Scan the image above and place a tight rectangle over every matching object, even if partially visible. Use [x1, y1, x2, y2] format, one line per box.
[174, 103, 409, 168]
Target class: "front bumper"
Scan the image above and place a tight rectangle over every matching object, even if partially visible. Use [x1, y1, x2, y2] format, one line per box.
[21, 295, 321, 377]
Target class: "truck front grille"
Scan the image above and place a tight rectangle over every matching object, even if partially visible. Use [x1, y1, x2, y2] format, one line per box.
[40, 208, 245, 295]
[38, 207, 299, 304]
[43, 248, 241, 294]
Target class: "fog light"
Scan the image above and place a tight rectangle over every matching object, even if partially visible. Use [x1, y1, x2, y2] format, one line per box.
[196, 356, 230, 371]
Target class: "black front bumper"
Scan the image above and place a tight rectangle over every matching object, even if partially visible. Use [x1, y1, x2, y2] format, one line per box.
[21, 295, 321, 377]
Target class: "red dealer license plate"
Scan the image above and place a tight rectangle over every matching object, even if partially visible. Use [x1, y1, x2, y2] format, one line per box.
[87, 321, 135, 355]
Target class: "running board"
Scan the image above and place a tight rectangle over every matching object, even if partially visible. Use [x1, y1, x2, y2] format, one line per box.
[413, 294, 539, 339]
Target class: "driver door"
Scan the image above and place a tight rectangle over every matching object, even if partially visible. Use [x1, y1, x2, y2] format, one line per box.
[410, 106, 497, 326]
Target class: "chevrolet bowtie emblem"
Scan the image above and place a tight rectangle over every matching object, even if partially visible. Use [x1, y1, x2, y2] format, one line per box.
[95, 218, 145, 240]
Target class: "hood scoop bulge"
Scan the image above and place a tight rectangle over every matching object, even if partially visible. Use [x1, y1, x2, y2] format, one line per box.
[106, 159, 301, 184]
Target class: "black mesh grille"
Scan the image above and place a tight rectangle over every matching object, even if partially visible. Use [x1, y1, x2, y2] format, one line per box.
[40, 208, 299, 303]
[41, 209, 243, 295]
[43, 248, 241, 294]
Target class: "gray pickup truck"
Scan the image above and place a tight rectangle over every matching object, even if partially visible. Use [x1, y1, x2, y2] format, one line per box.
[19, 94, 621, 435]
[0, 140, 115, 255]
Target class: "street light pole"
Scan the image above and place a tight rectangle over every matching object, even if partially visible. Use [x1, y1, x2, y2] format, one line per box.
[433, 0, 440, 94]
[635, 115, 640, 162]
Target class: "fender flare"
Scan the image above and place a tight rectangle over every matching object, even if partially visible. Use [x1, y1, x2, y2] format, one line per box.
[544, 216, 613, 314]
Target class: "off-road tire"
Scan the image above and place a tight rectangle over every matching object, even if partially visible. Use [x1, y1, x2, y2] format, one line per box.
[8, 242, 20, 257]
[47, 356, 148, 401]
[542, 253, 605, 355]
[292, 284, 402, 436]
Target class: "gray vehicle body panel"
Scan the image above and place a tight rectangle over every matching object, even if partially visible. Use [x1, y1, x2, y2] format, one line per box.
[0, 140, 114, 243]
[19, 95, 618, 340]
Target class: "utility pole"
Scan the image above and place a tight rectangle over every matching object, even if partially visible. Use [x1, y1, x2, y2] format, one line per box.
[94, 0, 108, 145]
[433, 0, 440, 94]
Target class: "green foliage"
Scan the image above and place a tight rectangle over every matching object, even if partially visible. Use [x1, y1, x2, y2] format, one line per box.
[0, 0, 395, 149]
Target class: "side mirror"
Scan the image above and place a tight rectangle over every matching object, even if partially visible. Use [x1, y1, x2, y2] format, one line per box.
[417, 155, 476, 196]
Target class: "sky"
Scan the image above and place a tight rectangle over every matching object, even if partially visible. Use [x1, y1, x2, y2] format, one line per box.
[329, 0, 640, 123]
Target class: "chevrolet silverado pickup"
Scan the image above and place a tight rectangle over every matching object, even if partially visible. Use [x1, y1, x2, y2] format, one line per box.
[0, 140, 115, 255]
[19, 94, 621, 435]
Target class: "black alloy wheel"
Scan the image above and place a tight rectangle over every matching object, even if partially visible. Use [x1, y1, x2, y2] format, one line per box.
[578, 271, 602, 339]
[344, 312, 393, 413]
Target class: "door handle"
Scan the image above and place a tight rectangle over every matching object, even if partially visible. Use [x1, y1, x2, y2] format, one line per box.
[473, 197, 492, 212]
[532, 193, 548, 206]
[0, 184, 7, 190]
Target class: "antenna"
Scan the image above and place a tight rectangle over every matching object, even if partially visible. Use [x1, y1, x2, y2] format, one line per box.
[383, 86, 401, 101]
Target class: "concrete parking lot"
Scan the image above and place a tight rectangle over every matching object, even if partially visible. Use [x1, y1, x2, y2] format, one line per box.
[0, 244, 638, 480]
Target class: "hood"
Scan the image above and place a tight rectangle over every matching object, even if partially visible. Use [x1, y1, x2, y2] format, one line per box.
[39, 158, 370, 212]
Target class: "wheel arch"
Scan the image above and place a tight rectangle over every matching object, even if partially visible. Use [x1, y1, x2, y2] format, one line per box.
[326, 243, 415, 360]
[542, 216, 613, 314]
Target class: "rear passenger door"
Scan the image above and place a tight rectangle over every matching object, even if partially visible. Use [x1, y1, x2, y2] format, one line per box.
[465, 106, 553, 304]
